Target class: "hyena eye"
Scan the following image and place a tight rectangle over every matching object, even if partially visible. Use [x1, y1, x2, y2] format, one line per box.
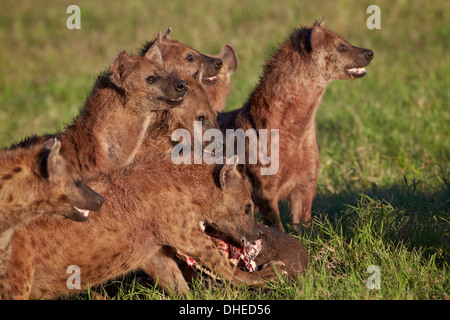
[146, 75, 157, 84]
[186, 54, 195, 62]
[245, 203, 252, 215]
[338, 43, 347, 53]
[196, 115, 205, 122]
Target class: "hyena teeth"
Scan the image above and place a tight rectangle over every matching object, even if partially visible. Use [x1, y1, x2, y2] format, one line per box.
[74, 206, 89, 217]
[347, 67, 367, 75]
[202, 76, 218, 84]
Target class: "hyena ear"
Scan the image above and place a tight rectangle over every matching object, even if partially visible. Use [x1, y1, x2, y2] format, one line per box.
[310, 18, 326, 49]
[218, 45, 238, 73]
[110, 50, 130, 88]
[163, 26, 172, 39]
[156, 31, 163, 42]
[35, 138, 63, 179]
[219, 155, 241, 189]
[145, 43, 164, 66]
[318, 15, 326, 27]
[312, 16, 326, 28]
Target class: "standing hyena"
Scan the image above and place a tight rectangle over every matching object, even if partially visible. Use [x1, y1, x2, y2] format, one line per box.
[139, 27, 238, 112]
[218, 18, 374, 232]
[0, 138, 104, 299]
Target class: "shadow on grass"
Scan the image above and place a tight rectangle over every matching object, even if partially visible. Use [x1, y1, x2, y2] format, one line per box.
[279, 169, 450, 267]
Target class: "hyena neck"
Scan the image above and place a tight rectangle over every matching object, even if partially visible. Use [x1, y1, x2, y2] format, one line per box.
[0, 199, 49, 252]
[248, 37, 326, 135]
[0, 150, 44, 211]
[163, 161, 217, 206]
[0, 227, 14, 252]
[98, 103, 153, 168]
[138, 129, 176, 160]
[206, 80, 229, 112]
[64, 80, 150, 176]
[0, 206, 42, 240]
[0, 165, 47, 239]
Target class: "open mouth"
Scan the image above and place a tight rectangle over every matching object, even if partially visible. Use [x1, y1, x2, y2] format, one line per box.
[74, 206, 89, 217]
[345, 66, 367, 78]
[178, 222, 262, 274]
[70, 206, 90, 221]
[159, 94, 186, 106]
[202, 76, 219, 86]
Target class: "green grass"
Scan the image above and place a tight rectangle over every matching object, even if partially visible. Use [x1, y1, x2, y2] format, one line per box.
[74, 190, 448, 300]
[1, 0, 448, 300]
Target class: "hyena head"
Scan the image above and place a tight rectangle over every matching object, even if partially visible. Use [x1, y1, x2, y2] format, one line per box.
[292, 17, 374, 84]
[109, 48, 188, 111]
[204, 156, 263, 245]
[149, 65, 220, 151]
[34, 139, 104, 221]
[140, 27, 223, 87]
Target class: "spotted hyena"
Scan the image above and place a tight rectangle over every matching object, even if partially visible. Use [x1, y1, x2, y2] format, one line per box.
[218, 17, 374, 232]
[0, 138, 103, 299]
[139, 27, 238, 111]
